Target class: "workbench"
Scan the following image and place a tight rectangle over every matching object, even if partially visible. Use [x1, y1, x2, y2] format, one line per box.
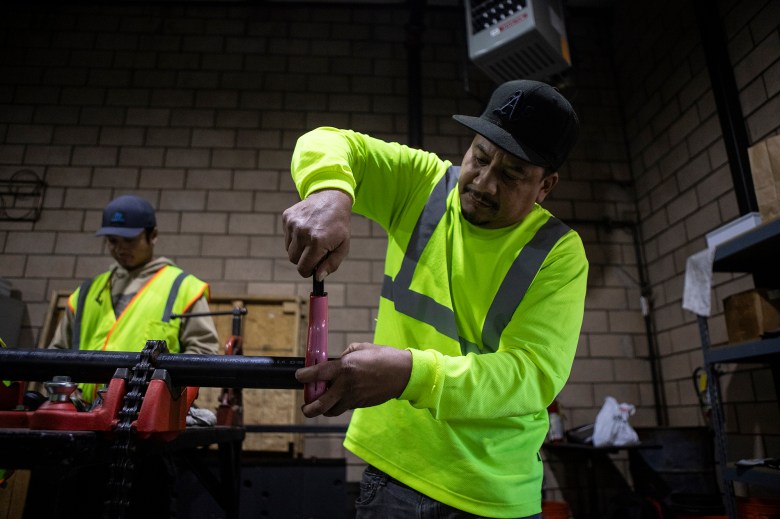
[0, 345, 301, 518]
[543, 440, 661, 519]
[0, 425, 245, 519]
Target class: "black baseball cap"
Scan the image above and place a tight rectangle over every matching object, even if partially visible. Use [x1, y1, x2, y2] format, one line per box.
[453, 80, 579, 172]
[96, 195, 156, 238]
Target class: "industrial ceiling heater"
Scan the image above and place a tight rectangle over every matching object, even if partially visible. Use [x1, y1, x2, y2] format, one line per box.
[465, 0, 571, 83]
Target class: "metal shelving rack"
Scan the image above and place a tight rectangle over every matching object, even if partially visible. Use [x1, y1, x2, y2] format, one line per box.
[697, 217, 780, 518]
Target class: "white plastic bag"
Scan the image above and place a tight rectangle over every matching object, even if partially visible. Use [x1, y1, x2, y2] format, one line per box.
[592, 396, 639, 447]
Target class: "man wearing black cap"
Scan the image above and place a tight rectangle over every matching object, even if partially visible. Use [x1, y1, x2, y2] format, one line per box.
[283, 80, 588, 518]
[49, 195, 219, 403]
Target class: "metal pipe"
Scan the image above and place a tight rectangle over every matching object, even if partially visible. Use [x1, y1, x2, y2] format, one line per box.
[0, 349, 304, 389]
[405, 0, 425, 148]
[568, 217, 668, 426]
[697, 316, 737, 518]
[630, 222, 669, 426]
[170, 307, 247, 342]
[694, 0, 757, 215]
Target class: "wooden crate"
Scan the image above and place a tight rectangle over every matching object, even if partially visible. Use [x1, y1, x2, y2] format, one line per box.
[37, 291, 70, 348]
[199, 295, 305, 455]
[0, 290, 64, 519]
[0, 470, 30, 519]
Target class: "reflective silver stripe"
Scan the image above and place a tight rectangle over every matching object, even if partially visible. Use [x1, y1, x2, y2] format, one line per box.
[481, 216, 570, 352]
[382, 274, 460, 341]
[382, 166, 460, 341]
[381, 164, 569, 355]
[394, 166, 460, 287]
[460, 337, 481, 355]
[162, 271, 189, 322]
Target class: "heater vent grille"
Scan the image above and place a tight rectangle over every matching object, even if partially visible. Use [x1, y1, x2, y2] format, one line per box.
[466, 0, 570, 82]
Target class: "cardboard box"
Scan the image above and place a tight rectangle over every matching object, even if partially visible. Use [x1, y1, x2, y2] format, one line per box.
[748, 135, 780, 223]
[724, 288, 780, 344]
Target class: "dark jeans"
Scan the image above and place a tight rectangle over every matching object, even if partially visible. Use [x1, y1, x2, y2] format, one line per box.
[355, 466, 542, 519]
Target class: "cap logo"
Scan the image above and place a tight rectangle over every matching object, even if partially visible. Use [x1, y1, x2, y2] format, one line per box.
[493, 90, 531, 124]
[453, 80, 579, 171]
[110, 211, 126, 225]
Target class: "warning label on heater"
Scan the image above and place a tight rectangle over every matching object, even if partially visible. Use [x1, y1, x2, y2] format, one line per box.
[490, 12, 529, 37]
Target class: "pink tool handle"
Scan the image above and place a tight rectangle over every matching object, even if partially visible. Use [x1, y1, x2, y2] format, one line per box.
[304, 293, 328, 404]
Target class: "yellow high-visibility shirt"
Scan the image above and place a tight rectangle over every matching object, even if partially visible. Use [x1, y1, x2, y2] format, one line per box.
[291, 128, 588, 518]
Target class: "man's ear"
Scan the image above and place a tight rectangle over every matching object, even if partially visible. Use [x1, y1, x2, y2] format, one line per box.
[536, 172, 559, 203]
[150, 227, 159, 246]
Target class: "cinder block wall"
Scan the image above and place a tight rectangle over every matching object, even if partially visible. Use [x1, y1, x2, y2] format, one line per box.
[0, 2, 648, 487]
[1, 0, 776, 496]
[613, 0, 780, 471]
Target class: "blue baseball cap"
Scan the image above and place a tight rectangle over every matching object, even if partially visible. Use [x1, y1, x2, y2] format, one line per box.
[96, 195, 156, 238]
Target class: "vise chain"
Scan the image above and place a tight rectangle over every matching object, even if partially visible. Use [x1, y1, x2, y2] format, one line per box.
[103, 340, 167, 519]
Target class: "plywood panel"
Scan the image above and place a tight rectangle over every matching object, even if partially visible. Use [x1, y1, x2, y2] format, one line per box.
[198, 295, 305, 455]
[37, 291, 69, 348]
[0, 470, 30, 519]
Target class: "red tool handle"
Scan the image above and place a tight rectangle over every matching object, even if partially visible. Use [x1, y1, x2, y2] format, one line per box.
[304, 279, 328, 404]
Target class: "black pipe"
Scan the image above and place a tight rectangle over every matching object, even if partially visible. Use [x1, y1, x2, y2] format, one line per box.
[568, 5, 671, 426]
[629, 222, 669, 426]
[405, 0, 425, 148]
[0, 349, 304, 389]
[694, 0, 757, 215]
[245, 424, 348, 434]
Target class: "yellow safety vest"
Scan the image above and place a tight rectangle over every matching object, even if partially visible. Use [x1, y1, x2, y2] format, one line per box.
[67, 265, 209, 401]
